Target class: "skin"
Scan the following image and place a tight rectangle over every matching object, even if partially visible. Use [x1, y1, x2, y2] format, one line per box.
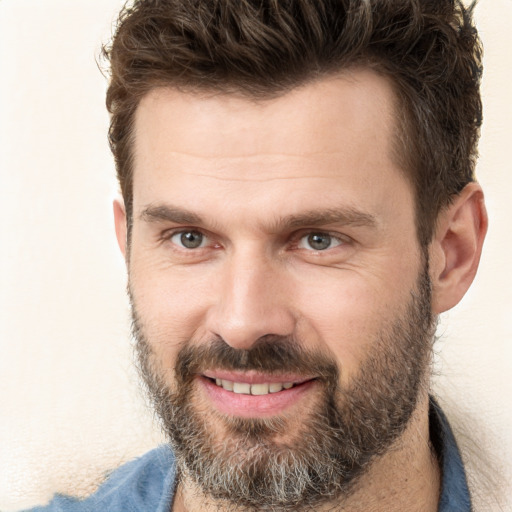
[114, 69, 487, 511]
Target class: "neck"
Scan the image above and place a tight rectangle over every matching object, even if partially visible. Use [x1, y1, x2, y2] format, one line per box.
[172, 393, 440, 512]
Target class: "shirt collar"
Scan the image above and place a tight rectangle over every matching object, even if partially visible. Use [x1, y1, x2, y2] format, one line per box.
[430, 397, 472, 511]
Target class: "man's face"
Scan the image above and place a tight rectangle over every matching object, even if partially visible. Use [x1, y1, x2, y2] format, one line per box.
[122, 70, 435, 508]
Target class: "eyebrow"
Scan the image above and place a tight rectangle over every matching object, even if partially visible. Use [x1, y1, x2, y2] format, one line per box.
[139, 203, 377, 230]
[278, 208, 377, 230]
[140, 204, 203, 225]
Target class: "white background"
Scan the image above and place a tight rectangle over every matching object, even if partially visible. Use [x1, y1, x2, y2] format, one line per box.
[0, 1, 510, 510]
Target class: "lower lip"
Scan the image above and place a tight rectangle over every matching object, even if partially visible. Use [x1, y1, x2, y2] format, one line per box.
[199, 376, 316, 418]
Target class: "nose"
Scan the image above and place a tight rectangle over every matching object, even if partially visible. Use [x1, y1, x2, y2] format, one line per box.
[205, 249, 296, 350]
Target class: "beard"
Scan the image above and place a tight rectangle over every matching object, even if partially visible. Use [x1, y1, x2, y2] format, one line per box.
[131, 264, 435, 511]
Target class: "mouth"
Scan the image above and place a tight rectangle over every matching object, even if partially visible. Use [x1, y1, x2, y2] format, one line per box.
[199, 371, 317, 417]
[206, 377, 302, 395]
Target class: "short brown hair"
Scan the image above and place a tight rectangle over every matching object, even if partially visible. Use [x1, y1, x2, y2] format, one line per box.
[104, 0, 482, 246]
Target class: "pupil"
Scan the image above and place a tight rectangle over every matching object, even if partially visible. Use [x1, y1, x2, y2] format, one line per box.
[308, 233, 331, 250]
[181, 231, 203, 249]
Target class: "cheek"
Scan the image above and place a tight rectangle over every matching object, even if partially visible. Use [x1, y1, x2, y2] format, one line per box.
[129, 262, 213, 367]
[293, 269, 416, 382]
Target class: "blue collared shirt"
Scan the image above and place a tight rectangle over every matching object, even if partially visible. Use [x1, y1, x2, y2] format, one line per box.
[25, 399, 471, 512]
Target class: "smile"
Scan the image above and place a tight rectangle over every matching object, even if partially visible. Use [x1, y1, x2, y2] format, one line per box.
[200, 372, 316, 417]
[212, 379, 295, 395]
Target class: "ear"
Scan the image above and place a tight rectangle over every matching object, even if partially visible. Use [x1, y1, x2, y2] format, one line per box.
[430, 182, 488, 314]
[113, 198, 128, 261]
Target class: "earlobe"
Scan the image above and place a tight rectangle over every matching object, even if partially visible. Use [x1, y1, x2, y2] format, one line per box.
[113, 198, 128, 261]
[430, 182, 488, 314]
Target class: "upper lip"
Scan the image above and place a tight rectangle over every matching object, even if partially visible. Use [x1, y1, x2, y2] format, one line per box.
[201, 370, 314, 385]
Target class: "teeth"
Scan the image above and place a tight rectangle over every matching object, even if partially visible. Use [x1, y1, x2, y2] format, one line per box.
[221, 379, 234, 391]
[269, 383, 284, 393]
[214, 379, 297, 395]
[233, 382, 251, 394]
[251, 383, 269, 395]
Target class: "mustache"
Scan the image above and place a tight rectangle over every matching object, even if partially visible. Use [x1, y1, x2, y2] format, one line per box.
[175, 335, 339, 383]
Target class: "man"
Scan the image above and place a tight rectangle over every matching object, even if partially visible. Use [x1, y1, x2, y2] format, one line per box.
[27, 0, 487, 510]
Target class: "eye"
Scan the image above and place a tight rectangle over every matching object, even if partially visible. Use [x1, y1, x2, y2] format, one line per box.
[297, 232, 343, 251]
[170, 230, 207, 249]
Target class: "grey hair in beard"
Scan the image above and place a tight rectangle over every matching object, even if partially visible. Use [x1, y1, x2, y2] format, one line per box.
[132, 265, 435, 511]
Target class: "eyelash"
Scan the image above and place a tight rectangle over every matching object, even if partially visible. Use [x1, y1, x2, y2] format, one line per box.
[294, 231, 346, 252]
[163, 229, 216, 250]
[161, 228, 351, 253]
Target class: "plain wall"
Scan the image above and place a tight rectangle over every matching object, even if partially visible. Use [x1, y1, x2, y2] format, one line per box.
[0, 1, 510, 510]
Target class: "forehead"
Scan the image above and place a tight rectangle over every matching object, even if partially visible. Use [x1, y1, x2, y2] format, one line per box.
[131, 69, 411, 225]
[134, 69, 397, 166]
